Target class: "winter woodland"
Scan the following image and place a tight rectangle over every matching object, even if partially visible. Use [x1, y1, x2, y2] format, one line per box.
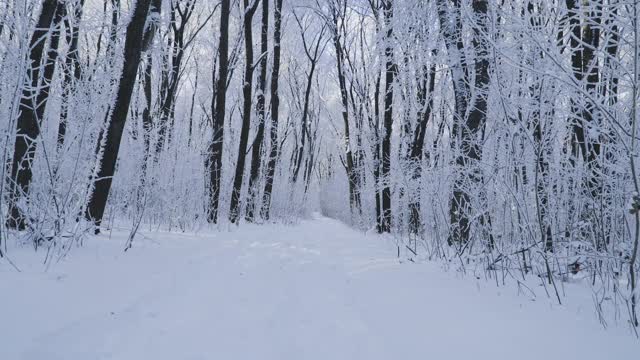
[1, 0, 640, 339]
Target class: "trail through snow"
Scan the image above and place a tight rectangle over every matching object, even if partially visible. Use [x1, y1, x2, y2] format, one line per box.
[1, 216, 637, 359]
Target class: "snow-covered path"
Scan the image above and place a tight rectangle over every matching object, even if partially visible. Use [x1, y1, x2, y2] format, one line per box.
[1, 216, 637, 359]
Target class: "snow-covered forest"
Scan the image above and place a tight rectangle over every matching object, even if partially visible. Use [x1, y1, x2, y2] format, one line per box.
[1, 0, 640, 357]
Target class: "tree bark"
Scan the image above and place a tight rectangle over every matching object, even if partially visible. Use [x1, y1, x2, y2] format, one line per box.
[139, 0, 162, 179]
[373, 73, 382, 232]
[438, 0, 491, 245]
[261, 0, 283, 220]
[57, 0, 84, 149]
[330, 1, 360, 219]
[291, 15, 325, 188]
[229, 0, 260, 223]
[246, 0, 269, 222]
[155, 0, 196, 156]
[207, 0, 231, 223]
[6, 0, 65, 230]
[408, 62, 436, 235]
[566, 0, 604, 248]
[380, 0, 394, 233]
[84, 0, 153, 229]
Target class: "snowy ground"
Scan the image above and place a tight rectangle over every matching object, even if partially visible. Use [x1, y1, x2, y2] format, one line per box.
[0, 216, 637, 359]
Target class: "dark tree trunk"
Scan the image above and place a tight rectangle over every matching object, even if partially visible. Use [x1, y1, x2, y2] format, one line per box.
[566, 0, 604, 247]
[207, 0, 231, 223]
[6, 0, 64, 230]
[437, 0, 470, 243]
[290, 64, 314, 186]
[438, 0, 491, 245]
[246, 0, 269, 222]
[457, 0, 492, 245]
[155, 0, 195, 156]
[57, 0, 84, 149]
[527, 1, 553, 252]
[291, 15, 325, 188]
[380, 0, 394, 233]
[141, 54, 153, 174]
[229, 0, 260, 223]
[88, 0, 121, 154]
[567, 0, 602, 192]
[603, 3, 619, 108]
[139, 0, 162, 180]
[373, 73, 382, 232]
[532, 83, 553, 252]
[261, 0, 283, 220]
[105, 0, 120, 59]
[408, 62, 436, 235]
[84, 0, 153, 229]
[330, 2, 359, 219]
[187, 65, 198, 147]
[367, 2, 383, 229]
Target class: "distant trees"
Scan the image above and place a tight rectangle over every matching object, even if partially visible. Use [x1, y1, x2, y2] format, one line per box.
[328, 0, 361, 219]
[289, 12, 327, 194]
[155, 0, 198, 155]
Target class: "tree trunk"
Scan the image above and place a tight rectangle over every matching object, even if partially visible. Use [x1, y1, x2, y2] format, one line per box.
[438, 0, 491, 245]
[380, 0, 394, 233]
[437, 0, 469, 243]
[408, 62, 436, 235]
[527, 1, 553, 252]
[139, 0, 161, 181]
[6, 0, 64, 230]
[141, 54, 153, 175]
[207, 0, 231, 223]
[291, 15, 325, 189]
[330, 2, 359, 219]
[566, 0, 604, 247]
[261, 0, 283, 220]
[84, 0, 153, 230]
[57, 0, 84, 149]
[229, 0, 260, 223]
[246, 0, 269, 222]
[155, 0, 195, 156]
[373, 73, 382, 232]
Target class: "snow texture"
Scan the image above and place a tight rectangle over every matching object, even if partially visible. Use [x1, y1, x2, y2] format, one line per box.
[1, 216, 637, 359]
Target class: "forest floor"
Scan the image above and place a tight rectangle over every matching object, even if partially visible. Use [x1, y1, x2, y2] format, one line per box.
[0, 215, 637, 359]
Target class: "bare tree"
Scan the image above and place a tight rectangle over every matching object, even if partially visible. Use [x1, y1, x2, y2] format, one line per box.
[57, 0, 84, 149]
[246, 0, 270, 222]
[155, 0, 198, 155]
[84, 0, 154, 231]
[229, 0, 261, 223]
[379, 0, 394, 233]
[290, 12, 327, 188]
[437, 0, 491, 245]
[6, 0, 65, 230]
[328, 0, 361, 218]
[207, 0, 231, 224]
[261, 0, 283, 220]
